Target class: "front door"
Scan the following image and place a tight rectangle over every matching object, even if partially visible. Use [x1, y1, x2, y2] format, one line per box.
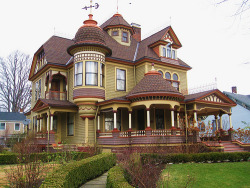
[156, 109, 164, 129]
[137, 109, 145, 130]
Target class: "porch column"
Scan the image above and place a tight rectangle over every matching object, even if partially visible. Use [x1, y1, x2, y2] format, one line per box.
[228, 113, 232, 129]
[177, 111, 180, 129]
[193, 110, 198, 127]
[50, 114, 54, 131]
[128, 111, 132, 130]
[171, 108, 175, 128]
[146, 108, 150, 128]
[47, 114, 49, 131]
[215, 115, 218, 131]
[37, 117, 40, 132]
[40, 118, 43, 132]
[113, 110, 117, 130]
[97, 114, 100, 131]
[219, 114, 223, 130]
[85, 117, 89, 143]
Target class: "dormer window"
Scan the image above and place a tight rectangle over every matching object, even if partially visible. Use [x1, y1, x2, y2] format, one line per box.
[112, 30, 119, 36]
[172, 50, 176, 59]
[122, 32, 128, 42]
[167, 44, 171, 58]
[162, 44, 177, 59]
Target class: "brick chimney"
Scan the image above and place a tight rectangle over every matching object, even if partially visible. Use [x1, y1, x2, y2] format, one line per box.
[131, 23, 141, 42]
[232, 86, 237, 94]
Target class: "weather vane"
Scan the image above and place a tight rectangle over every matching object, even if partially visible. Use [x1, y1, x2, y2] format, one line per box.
[82, 0, 99, 14]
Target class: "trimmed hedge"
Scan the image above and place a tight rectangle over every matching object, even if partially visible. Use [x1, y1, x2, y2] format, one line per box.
[141, 152, 250, 164]
[0, 152, 90, 165]
[106, 166, 134, 188]
[40, 153, 116, 188]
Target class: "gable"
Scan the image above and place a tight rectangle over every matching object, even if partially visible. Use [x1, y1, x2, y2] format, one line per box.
[201, 93, 228, 103]
[161, 27, 182, 49]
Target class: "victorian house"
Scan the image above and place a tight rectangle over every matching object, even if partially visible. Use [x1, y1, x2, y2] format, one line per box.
[26, 11, 236, 150]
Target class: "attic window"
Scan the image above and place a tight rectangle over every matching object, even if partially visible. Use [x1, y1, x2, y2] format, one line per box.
[35, 50, 46, 73]
[162, 44, 177, 59]
[122, 32, 128, 42]
[112, 31, 119, 36]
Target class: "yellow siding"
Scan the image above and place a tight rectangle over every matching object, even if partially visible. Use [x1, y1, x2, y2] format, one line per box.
[105, 62, 135, 100]
[68, 68, 74, 103]
[135, 64, 145, 84]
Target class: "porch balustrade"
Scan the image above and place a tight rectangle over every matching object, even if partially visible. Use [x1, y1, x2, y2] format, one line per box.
[45, 91, 67, 100]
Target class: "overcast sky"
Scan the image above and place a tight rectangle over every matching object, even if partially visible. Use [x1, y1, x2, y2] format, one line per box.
[0, 0, 249, 94]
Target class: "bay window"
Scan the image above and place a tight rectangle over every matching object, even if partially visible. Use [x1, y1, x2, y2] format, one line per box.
[86, 61, 98, 86]
[75, 62, 83, 86]
[116, 69, 126, 91]
[100, 63, 105, 87]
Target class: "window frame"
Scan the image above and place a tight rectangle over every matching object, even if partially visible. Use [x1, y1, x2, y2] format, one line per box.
[0, 123, 6, 130]
[122, 31, 129, 43]
[172, 73, 180, 91]
[85, 61, 98, 86]
[116, 68, 126, 91]
[112, 30, 119, 36]
[165, 72, 171, 80]
[100, 63, 105, 87]
[14, 123, 20, 131]
[74, 61, 83, 86]
[67, 113, 74, 136]
[158, 70, 163, 77]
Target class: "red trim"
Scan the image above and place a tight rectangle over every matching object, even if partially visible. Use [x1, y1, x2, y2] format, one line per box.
[112, 128, 120, 132]
[97, 99, 130, 106]
[113, 110, 118, 113]
[127, 92, 184, 100]
[145, 127, 152, 131]
[146, 108, 150, 111]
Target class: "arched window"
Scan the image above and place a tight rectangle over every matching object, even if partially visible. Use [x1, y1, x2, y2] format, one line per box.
[165, 72, 171, 80]
[158, 70, 163, 76]
[172, 73, 179, 91]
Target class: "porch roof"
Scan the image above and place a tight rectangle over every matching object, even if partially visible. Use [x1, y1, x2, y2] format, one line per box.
[97, 96, 130, 106]
[32, 99, 78, 112]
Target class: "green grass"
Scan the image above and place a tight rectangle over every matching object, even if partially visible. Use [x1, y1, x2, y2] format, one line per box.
[158, 162, 250, 188]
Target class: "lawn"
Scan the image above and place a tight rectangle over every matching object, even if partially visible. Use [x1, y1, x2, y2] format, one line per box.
[158, 162, 250, 188]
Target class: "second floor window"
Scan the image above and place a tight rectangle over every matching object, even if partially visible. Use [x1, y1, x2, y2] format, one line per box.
[117, 69, 126, 91]
[167, 45, 171, 58]
[100, 63, 105, 87]
[75, 62, 83, 86]
[122, 32, 128, 42]
[86, 61, 98, 86]
[172, 73, 179, 91]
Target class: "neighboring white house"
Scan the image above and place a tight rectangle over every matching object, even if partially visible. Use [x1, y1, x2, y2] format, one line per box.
[202, 87, 250, 131]
[0, 112, 26, 145]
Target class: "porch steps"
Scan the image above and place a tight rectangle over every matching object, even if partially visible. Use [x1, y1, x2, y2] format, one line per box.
[222, 141, 246, 152]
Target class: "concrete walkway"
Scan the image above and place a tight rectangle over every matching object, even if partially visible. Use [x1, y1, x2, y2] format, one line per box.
[80, 172, 108, 188]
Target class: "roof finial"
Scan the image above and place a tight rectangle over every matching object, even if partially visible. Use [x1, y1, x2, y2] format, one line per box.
[169, 16, 172, 26]
[151, 63, 155, 71]
[82, 0, 99, 15]
[117, 0, 119, 13]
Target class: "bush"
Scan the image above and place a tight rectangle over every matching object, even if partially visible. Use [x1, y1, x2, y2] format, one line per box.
[0, 152, 89, 165]
[106, 166, 134, 188]
[141, 152, 250, 164]
[40, 153, 116, 188]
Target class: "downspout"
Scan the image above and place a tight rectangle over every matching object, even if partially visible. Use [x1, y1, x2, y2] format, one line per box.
[185, 104, 188, 144]
[94, 106, 99, 144]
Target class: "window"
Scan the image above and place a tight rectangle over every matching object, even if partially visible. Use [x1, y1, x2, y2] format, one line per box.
[163, 47, 166, 57]
[172, 50, 176, 59]
[15, 123, 20, 131]
[0, 123, 5, 130]
[105, 112, 114, 132]
[86, 61, 98, 86]
[122, 32, 128, 42]
[100, 63, 105, 87]
[75, 62, 83, 86]
[112, 30, 119, 36]
[165, 72, 171, 80]
[158, 70, 163, 77]
[53, 116, 57, 132]
[167, 45, 171, 58]
[173, 73, 179, 91]
[117, 69, 126, 91]
[67, 113, 74, 136]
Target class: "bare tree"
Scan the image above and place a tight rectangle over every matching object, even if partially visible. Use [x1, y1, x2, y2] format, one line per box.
[216, 0, 250, 16]
[0, 51, 31, 112]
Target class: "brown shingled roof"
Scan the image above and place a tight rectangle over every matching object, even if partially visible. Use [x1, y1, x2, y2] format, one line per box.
[100, 13, 131, 30]
[127, 69, 183, 99]
[184, 90, 216, 102]
[43, 36, 73, 65]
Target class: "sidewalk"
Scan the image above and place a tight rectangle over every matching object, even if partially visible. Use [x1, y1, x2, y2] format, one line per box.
[80, 172, 108, 188]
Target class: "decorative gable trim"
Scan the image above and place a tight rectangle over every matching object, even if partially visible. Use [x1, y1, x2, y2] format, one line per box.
[161, 27, 182, 49]
[201, 93, 227, 103]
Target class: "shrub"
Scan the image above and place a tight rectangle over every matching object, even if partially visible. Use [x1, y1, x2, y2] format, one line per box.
[40, 153, 116, 188]
[0, 153, 18, 164]
[106, 166, 134, 188]
[141, 152, 250, 164]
